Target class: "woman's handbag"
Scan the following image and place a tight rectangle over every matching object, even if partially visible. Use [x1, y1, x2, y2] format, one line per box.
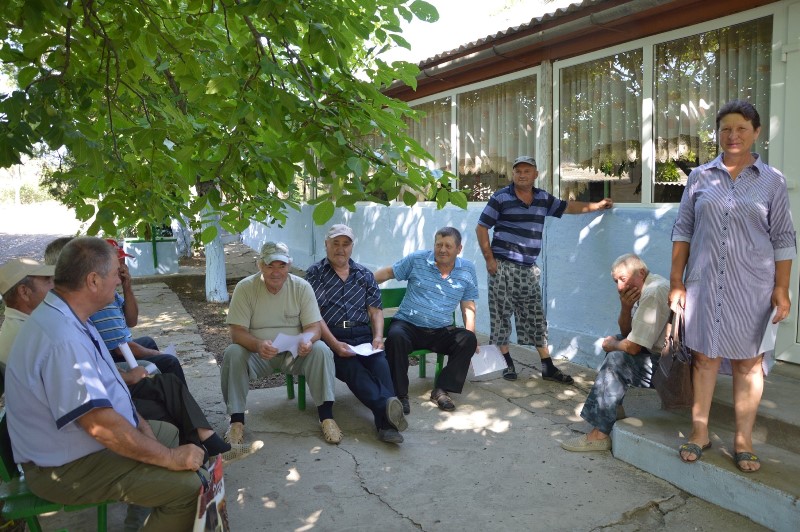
[653, 308, 694, 410]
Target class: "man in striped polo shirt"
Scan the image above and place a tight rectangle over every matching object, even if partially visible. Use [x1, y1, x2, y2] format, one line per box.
[306, 224, 408, 444]
[476, 156, 613, 383]
[375, 227, 479, 412]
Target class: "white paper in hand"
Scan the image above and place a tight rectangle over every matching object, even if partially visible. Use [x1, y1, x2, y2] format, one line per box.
[472, 345, 507, 377]
[346, 343, 382, 356]
[273, 332, 315, 358]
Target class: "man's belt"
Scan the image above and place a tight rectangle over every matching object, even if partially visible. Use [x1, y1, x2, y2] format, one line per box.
[331, 321, 368, 328]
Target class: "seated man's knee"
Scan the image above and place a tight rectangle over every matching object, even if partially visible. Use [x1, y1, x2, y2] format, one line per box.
[222, 344, 251, 369]
[308, 340, 333, 360]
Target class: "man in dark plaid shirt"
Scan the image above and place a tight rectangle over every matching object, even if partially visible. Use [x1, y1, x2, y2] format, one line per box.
[305, 224, 408, 444]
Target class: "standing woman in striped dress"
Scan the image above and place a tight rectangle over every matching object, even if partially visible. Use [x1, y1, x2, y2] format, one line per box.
[669, 99, 796, 472]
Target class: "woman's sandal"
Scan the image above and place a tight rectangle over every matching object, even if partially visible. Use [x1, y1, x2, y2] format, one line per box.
[678, 441, 712, 463]
[734, 451, 760, 473]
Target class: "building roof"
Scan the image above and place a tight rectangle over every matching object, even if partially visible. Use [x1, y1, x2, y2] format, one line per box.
[385, 0, 777, 101]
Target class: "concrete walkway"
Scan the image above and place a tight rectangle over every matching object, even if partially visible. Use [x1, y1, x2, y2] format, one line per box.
[37, 247, 766, 531]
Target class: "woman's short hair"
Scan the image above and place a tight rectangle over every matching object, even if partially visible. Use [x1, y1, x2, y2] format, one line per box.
[611, 253, 649, 277]
[435, 226, 462, 247]
[716, 99, 761, 130]
[55, 237, 116, 291]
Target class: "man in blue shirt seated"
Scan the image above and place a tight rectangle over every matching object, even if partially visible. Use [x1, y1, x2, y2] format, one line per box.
[306, 224, 408, 444]
[5, 237, 205, 530]
[45, 237, 186, 383]
[375, 227, 479, 413]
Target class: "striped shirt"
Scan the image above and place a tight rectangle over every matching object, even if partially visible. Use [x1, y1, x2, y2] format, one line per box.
[672, 153, 796, 362]
[89, 292, 133, 350]
[392, 251, 479, 329]
[478, 184, 568, 265]
[305, 258, 382, 326]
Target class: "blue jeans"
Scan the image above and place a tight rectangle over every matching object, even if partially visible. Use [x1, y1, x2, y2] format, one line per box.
[580, 348, 659, 434]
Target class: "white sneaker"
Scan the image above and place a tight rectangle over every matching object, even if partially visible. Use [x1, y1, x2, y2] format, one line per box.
[221, 440, 264, 463]
[224, 422, 244, 445]
[561, 433, 611, 452]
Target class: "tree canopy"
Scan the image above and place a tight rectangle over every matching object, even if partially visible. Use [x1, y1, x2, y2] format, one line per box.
[0, 0, 463, 241]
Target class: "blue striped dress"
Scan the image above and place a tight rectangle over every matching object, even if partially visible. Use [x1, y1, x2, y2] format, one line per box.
[672, 153, 796, 373]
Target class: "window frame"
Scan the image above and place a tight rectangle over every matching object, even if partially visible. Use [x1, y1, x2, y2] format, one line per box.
[552, 2, 784, 205]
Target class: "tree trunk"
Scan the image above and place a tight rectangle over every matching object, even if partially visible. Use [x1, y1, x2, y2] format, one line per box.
[202, 205, 229, 303]
[171, 214, 194, 258]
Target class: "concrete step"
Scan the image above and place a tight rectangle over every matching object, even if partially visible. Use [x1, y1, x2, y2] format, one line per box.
[611, 361, 800, 532]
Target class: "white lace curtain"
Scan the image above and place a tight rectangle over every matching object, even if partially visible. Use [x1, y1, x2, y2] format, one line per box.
[654, 16, 772, 170]
[457, 76, 537, 179]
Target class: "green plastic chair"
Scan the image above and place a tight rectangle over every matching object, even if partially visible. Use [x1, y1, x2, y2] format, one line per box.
[380, 287, 446, 382]
[281, 373, 306, 411]
[0, 402, 109, 531]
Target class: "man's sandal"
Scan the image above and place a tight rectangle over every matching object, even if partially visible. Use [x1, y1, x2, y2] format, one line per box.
[542, 368, 574, 385]
[678, 441, 711, 463]
[734, 451, 760, 473]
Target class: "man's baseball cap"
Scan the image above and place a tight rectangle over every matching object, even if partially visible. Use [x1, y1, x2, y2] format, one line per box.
[512, 156, 537, 168]
[105, 238, 134, 259]
[326, 224, 354, 241]
[260, 241, 291, 264]
[0, 258, 55, 295]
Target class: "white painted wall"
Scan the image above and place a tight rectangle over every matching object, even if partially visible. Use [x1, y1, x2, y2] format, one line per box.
[242, 202, 679, 370]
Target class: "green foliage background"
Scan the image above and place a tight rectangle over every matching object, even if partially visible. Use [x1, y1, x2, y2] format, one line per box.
[1, 0, 459, 241]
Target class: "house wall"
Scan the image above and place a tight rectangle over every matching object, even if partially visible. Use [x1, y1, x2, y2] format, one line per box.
[243, 203, 678, 370]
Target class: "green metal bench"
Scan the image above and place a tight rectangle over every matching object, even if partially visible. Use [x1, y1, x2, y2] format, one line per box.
[0, 408, 109, 531]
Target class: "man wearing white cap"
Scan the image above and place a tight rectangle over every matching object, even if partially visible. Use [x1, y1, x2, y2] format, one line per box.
[306, 224, 408, 444]
[221, 241, 341, 444]
[0, 258, 55, 370]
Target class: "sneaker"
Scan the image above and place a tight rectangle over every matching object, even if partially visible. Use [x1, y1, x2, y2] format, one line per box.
[502, 365, 518, 381]
[321, 419, 343, 444]
[224, 422, 244, 445]
[398, 395, 411, 415]
[386, 397, 408, 432]
[561, 434, 611, 452]
[377, 428, 404, 444]
[221, 440, 264, 463]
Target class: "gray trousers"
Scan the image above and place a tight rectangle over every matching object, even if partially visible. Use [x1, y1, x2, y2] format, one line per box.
[22, 421, 203, 531]
[221, 341, 336, 415]
[580, 349, 659, 434]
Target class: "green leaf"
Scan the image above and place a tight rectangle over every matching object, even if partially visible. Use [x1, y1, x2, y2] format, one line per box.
[312, 200, 335, 225]
[200, 224, 218, 244]
[17, 66, 38, 88]
[402, 191, 417, 206]
[409, 1, 439, 23]
[435, 188, 448, 209]
[449, 190, 468, 209]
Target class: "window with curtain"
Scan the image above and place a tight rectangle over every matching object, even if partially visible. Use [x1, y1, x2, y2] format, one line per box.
[405, 97, 452, 172]
[559, 50, 643, 203]
[457, 76, 537, 201]
[653, 16, 772, 202]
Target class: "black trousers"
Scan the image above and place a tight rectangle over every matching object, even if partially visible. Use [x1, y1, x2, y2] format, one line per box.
[385, 318, 477, 397]
[129, 373, 211, 447]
